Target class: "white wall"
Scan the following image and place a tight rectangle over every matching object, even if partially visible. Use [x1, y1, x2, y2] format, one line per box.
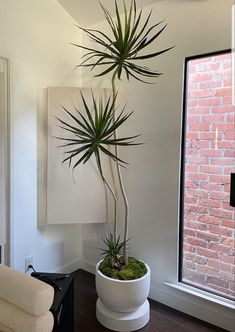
[80, 0, 234, 330]
[0, 0, 83, 273]
[0, 0, 233, 328]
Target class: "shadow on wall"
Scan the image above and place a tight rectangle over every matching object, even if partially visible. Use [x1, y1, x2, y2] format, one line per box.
[81, 223, 115, 267]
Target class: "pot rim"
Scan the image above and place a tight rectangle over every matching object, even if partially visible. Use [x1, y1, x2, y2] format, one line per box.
[96, 259, 150, 283]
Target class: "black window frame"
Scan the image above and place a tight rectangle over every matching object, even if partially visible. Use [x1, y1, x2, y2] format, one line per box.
[178, 49, 233, 300]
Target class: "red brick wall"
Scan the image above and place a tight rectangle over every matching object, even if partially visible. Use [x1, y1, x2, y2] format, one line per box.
[182, 53, 235, 299]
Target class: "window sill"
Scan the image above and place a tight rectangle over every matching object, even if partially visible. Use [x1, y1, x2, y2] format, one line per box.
[164, 282, 235, 309]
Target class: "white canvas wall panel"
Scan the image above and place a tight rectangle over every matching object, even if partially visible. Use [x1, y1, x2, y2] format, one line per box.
[47, 87, 111, 224]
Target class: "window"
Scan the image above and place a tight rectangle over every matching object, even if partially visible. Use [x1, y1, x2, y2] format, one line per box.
[179, 50, 235, 300]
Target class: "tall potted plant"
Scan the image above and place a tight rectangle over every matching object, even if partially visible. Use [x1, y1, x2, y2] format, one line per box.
[57, 1, 172, 330]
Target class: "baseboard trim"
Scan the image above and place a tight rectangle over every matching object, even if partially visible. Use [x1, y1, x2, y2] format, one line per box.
[51, 258, 95, 275]
[79, 258, 96, 275]
[51, 259, 82, 274]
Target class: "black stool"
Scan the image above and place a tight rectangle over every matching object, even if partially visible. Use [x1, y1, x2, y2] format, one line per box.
[31, 272, 74, 332]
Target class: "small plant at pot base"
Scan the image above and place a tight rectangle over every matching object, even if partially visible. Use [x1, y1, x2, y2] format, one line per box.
[99, 233, 126, 269]
[99, 233, 147, 280]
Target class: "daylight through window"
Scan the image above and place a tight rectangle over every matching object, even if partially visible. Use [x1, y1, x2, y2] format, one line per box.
[179, 50, 235, 300]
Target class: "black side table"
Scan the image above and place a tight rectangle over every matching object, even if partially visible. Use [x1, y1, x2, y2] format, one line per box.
[31, 272, 74, 332]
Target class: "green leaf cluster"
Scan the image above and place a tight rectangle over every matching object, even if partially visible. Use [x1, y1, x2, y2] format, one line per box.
[56, 92, 140, 176]
[99, 233, 128, 268]
[73, 0, 173, 83]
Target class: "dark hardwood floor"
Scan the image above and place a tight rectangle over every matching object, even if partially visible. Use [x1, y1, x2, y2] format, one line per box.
[74, 270, 229, 332]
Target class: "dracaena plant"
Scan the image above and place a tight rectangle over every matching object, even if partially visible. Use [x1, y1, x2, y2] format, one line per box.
[57, 0, 172, 269]
[99, 233, 128, 269]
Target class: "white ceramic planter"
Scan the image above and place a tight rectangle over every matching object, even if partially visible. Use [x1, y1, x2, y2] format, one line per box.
[96, 260, 151, 332]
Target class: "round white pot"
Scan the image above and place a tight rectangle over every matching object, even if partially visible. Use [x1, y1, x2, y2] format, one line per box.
[96, 260, 151, 332]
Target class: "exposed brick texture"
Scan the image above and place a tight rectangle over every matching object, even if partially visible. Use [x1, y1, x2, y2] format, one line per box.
[182, 53, 235, 300]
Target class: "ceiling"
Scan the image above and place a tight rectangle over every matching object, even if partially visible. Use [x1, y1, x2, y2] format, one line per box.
[57, 0, 164, 26]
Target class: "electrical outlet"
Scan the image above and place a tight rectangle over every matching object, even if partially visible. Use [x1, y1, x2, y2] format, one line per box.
[25, 256, 34, 273]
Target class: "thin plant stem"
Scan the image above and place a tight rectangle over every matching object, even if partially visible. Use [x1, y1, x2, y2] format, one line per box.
[111, 71, 129, 266]
[103, 176, 117, 241]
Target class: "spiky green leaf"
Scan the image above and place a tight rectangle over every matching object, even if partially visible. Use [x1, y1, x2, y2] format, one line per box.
[73, 0, 173, 83]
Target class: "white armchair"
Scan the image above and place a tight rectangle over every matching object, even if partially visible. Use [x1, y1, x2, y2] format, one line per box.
[0, 264, 54, 332]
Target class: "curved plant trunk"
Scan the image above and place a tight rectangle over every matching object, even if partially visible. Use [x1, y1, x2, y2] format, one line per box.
[103, 176, 117, 241]
[112, 72, 129, 266]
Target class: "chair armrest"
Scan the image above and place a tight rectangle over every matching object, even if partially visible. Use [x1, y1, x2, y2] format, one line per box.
[0, 265, 54, 317]
[0, 298, 54, 332]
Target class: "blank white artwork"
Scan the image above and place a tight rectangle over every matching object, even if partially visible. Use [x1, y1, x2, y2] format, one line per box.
[47, 87, 113, 224]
